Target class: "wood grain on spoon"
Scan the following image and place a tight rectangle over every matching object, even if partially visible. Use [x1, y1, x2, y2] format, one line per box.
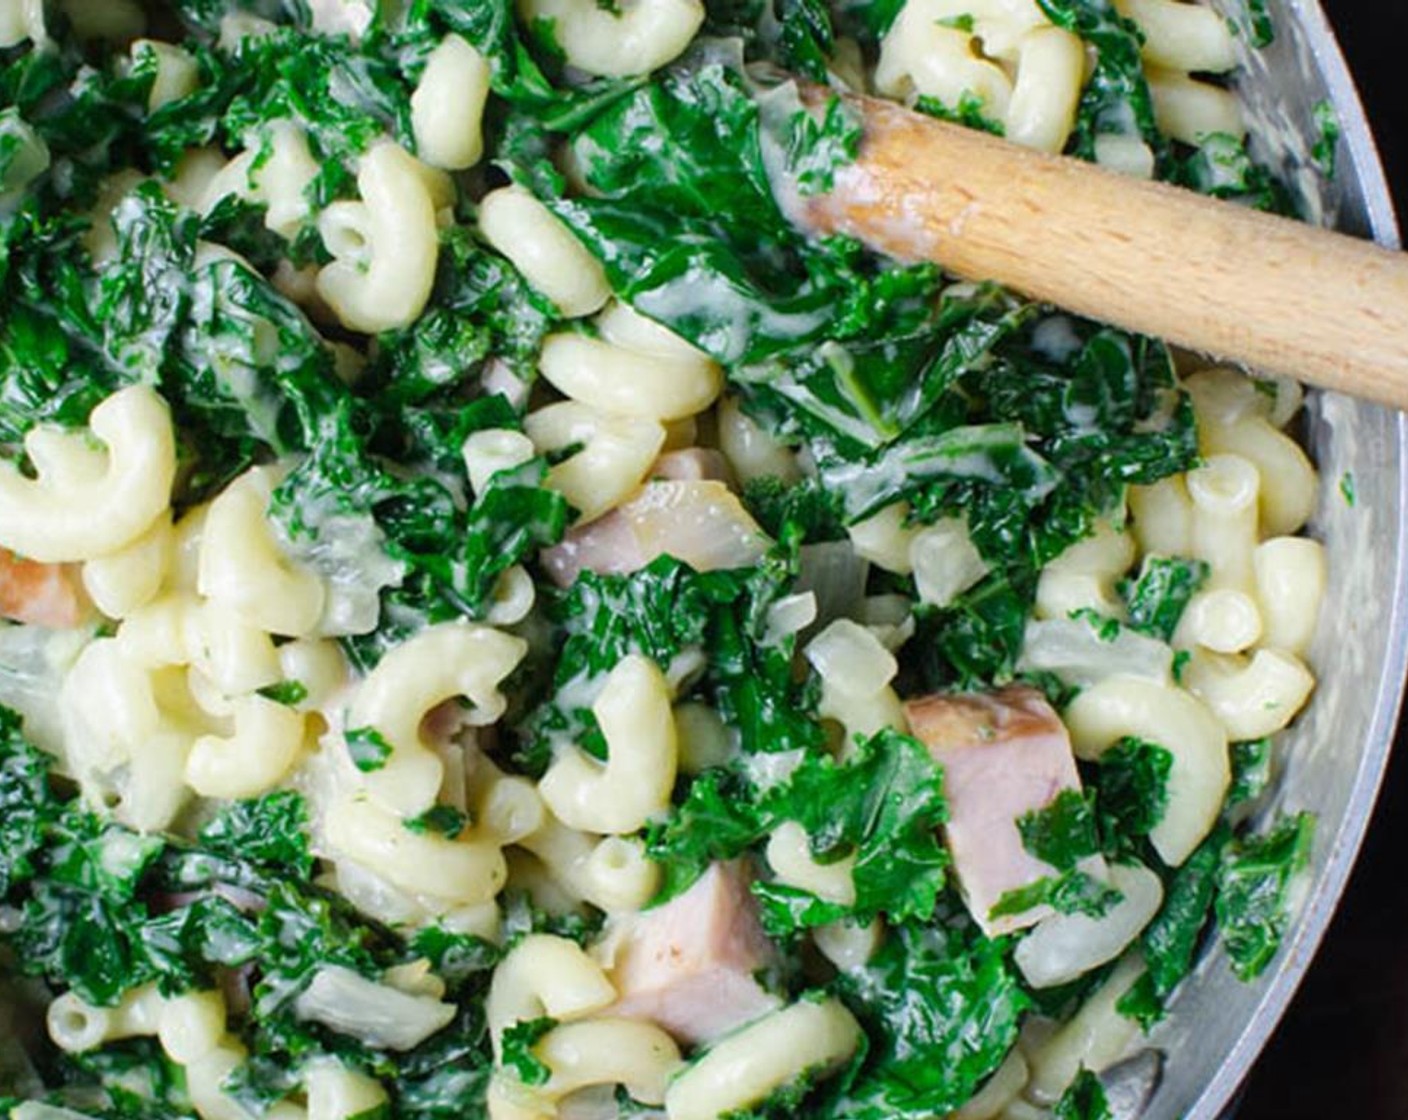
[791, 87, 1408, 411]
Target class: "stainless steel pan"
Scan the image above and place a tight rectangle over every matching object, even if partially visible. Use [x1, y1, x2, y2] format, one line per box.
[1138, 4, 1407, 1116]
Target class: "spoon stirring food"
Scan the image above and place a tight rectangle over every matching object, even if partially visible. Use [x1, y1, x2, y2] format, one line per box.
[784, 87, 1408, 410]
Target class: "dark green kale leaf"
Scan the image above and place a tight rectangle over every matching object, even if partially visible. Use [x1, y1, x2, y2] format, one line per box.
[1215, 811, 1314, 981]
[0, 705, 59, 893]
[784, 95, 862, 197]
[500, 1017, 556, 1087]
[1092, 737, 1173, 856]
[1017, 788, 1102, 870]
[1120, 556, 1208, 641]
[761, 730, 948, 929]
[1117, 825, 1228, 1027]
[1228, 738, 1274, 808]
[832, 920, 1030, 1118]
[741, 475, 847, 542]
[644, 770, 768, 903]
[1170, 133, 1298, 216]
[1035, 0, 1164, 166]
[990, 789, 1121, 921]
[1054, 1069, 1113, 1120]
[198, 791, 314, 877]
[520, 546, 818, 773]
[915, 92, 1006, 137]
[650, 731, 946, 927]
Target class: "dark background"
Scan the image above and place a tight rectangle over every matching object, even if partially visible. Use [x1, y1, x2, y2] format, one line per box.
[1238, 4, 1408, 1117]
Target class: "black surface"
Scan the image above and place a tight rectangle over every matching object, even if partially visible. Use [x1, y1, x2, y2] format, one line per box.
[1237, 5, 1408, 1118]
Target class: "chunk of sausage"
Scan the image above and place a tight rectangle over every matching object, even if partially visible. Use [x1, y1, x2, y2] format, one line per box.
[0, 552, 87, 629]
[905, 685, 1103, 936]
[596, 862, 780, 1045]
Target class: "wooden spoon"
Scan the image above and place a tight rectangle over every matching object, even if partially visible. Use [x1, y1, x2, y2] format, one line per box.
[786, 88, 1408, 410]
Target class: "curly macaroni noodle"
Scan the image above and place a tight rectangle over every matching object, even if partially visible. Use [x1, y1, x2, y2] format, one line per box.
[316, 140, 443, 333]
[0, 385, 175, 564]
[347, 621, 527, 817]
[538, 654, 678, 835]
[516, 0, 704, 78]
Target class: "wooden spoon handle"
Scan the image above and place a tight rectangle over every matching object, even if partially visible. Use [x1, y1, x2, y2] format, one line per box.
[792, 90, 1408, 410]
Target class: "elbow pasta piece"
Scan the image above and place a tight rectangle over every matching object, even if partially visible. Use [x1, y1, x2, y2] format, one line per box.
[1064, 675, 1229, 866]
[1148, 68, 1246, 146]
[665, 997, 863, 1120]
[186, 1040, 307, 1120]
[275, 637, 350, 712]
[911, 517, 990, 609]
[316, 141, 440, 333]
[197, 467, 325, 638]
[348, 621, 527, 817]
[185, 694, 306, 799]
[46, 985, 161, 1053]
[1005, 27, 1084, 154]
[1113, 0, 1237, 73]
[951, 1047, 1030, 1120]
[1129, 475, 1193, 558]
[673, 700, 737, 773]
[766, 821, 857, 905]
[596, 300, 713, 363]
[82, 513, 173, 619]
[472, 759, 547, 846]
[518, 811, 637, 913]
[497, 1018, 684, 1113]
[325, 794, 508, 906]
[539, 654, 678, 834]
[131, 39, 199, 110]
[486, 934, 617, 1056]
[191, 600, 282, 695]
[48, 986, 225, 1066]
[524, 401, 666, 523]
[1180, 648, 1316, 741]
[305, 1060, 389, 1120]
[1253, 537, 1327, 655]
[485, 564, 536, 627]
[581, 835, 662, 912]
[717, 395, 802, 484]
[478, 185, 610, 318]
[1034, 520, 1135, 622]
[1187, 454, 1261, 592]
[1023, 953, 1145, 1105]
[201, 121, 320, 239]
[876, 4, 1012, 122]
[516, 0, 704, 78]
[1198, 415, 1318, 538]
[1092, 133, 1156, 179]
[1172, 588, 1263, 654]
[155, 990, 227, 1065]
[0, 385, 175, 564]
[410, 34, 492, 170]
[538, 333, 724, 423]
[0, 0, 45, 48]
[462, 429, 537, 498]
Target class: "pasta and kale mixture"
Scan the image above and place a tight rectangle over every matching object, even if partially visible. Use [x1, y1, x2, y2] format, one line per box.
[0, 1, 1322, 1118]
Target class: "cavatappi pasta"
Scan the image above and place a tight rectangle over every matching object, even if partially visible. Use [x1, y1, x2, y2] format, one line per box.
[0, 2, 1332, 1119]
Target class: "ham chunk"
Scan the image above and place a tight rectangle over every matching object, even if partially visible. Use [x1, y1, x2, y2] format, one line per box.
[596, 862, 780, 1045]
[0, 552, 87, 629]
[542, 480, 769, 587]
[905, 686, 1103, 937]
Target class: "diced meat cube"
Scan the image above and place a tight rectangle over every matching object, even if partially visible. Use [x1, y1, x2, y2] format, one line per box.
[0, 552, 88, 629]
[597, 862, 780, 1045]
[651, 449, 731, 484]
[905, 686, 1103, 936]
[541, 480, 769, 587]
